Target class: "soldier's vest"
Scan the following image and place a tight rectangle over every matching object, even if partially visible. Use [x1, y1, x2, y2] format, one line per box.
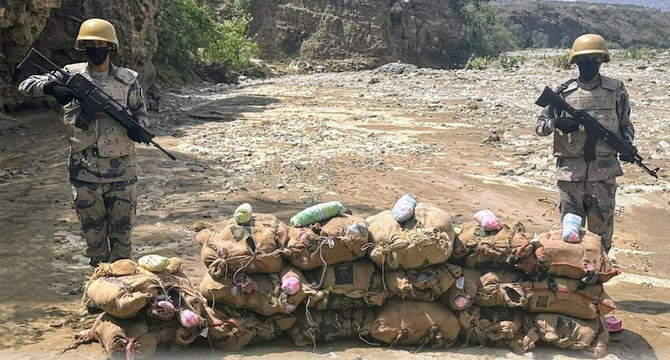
[554, 76, 621, 159]
[62, 63, 137, 157]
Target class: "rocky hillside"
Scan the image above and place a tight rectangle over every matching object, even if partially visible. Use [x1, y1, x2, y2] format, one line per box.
[553, 0, 670, 11]
[0, 0, 157, 111]
[494, 0, 670, 48]
[204, 0, 463, 69]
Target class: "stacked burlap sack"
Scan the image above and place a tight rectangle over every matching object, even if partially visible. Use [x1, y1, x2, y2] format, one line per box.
[446, 216, 619, 358]
[90, 198, 619, 358]
[195, 202, 389, 348]
[77, 257, 207, 359]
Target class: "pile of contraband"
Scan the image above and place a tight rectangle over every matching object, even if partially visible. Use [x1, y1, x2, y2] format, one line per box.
[75, 195, 621, 359]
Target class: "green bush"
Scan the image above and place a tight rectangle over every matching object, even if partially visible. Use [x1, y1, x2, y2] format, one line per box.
[154, 0, 259, 85]
[465, 56, 491, 70]
[618, 47, 660, 60]
[453, 0, 516, 66]
[498, 54, 526, 69]
[552, 54, 571, 70]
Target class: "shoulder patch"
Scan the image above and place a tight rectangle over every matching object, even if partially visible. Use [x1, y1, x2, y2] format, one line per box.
[600, 76, 622, 91]
[114, 67, 139, 85]
[64, 63, 88, 74]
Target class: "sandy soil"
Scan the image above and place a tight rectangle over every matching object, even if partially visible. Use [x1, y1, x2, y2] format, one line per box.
[0, 50, 669, 359]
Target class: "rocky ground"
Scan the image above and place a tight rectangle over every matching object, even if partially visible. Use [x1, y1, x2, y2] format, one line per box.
[0, 49, 669, 359]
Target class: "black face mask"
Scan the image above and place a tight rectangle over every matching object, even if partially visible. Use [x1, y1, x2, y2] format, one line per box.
[86, 46, 109, 66]
[578, 60, 600, 81]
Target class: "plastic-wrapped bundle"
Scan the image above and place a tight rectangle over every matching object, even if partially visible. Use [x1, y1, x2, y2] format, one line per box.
[290, 201, 345, 227]
[370, 299, 460, 347]
[392, 193, 417, 223]
[285, 214, 368, 270]
[473, 209, 502, 231]
[562, 213, 583, 243]
[199, 214, 289, 276]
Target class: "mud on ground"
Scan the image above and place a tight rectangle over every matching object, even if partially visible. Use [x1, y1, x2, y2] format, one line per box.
[0, 50, 669, 359]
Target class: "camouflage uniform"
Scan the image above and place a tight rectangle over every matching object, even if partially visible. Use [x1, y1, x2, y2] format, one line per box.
[19, 63, 147, 264]
[536, 76, 634, 252]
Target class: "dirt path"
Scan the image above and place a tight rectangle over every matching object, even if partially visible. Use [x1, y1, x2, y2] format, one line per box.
[1, 51, 669, 359]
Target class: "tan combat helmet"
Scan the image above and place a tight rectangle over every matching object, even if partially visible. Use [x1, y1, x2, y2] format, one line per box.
[569, 34, 610, 64]
[74, 18, 119, 51]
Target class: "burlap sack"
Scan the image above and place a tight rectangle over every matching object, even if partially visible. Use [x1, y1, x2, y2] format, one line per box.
[83, 314, 176, 360]
[536, 229, 620, 283]
[367, 203, 454, 270]
[200, 214, 289, 276]
[442, 268, 527, 311]
[370, 299, 460, 347]
[522, 313, 608, 358]
[205, 305, 296, 350]
[85, 270, 161, 319]
[287, 307, 374, 347]
[457, 306, 523, 347]
[199, 266, 319, 316]
[385, 263, 462, 302]
[475, 269, 528, 308]
[305, 260, 388, 309]
[523, 278, 615, 320]
[442, 267, 479, 312]
[286, 214, 369, 270]
[452, 222, 535, 270]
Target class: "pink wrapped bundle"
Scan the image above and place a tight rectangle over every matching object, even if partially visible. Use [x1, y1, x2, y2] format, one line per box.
[562, 213, 582, 243]
[473, 209, 502, 231]
[392, 193, 417, 223]
[179, 309, 202, 328]
[281, 276, 301, 295]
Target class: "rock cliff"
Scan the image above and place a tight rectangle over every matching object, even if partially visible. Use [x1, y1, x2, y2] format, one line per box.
[205, 0, 463, 69]
[0, 0, 157, 111]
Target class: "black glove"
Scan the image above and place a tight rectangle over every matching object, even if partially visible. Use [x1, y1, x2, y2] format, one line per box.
[44, 82, 77, 105]
[127, 127, 145, 143]
[554, 117, 580, 134]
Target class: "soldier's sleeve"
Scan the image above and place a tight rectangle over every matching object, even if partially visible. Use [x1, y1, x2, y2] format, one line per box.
[127, 79, 149, 127]
[17, 72, 58, 97]
[535, 105, 556, 136]
[617, 82, 634, 143]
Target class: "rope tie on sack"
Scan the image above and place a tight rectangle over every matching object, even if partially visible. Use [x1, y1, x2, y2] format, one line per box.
[232, 254, 256, 287]
[313, 237, 335, 288]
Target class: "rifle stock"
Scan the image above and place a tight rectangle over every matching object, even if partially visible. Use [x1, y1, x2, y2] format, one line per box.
[536, 86, 658, 179]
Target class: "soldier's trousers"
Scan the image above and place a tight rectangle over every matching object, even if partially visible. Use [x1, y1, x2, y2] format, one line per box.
[557, 179, 617, 252]
[71, 179, 137, 263]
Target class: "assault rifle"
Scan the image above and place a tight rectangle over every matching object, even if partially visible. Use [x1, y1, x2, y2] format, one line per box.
[17, 48, 176, 161]
[536, 86, 658, 179]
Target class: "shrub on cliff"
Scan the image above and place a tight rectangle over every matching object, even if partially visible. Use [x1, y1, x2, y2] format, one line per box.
[154, 0, 259, 84]
[453, 0, 516, 66]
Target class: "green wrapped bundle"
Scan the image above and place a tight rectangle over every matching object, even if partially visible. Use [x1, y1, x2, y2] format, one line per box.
[290, 201, 345, 227]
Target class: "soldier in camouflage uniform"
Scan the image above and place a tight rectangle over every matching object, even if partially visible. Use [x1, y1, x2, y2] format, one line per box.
[19, 19, 148, 266]
[536, 34, 634, 253]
